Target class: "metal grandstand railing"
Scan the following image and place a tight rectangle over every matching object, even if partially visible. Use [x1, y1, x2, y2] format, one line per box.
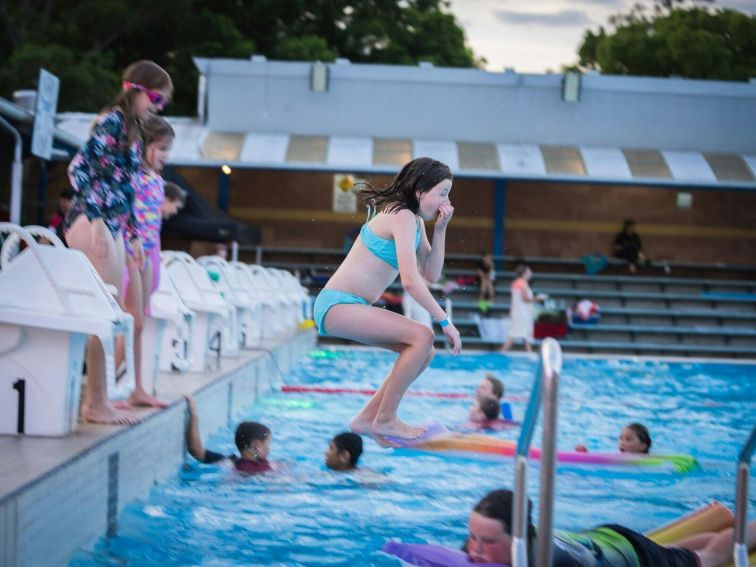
[733, 425, 756, 567]
[512, 338, 563, 567]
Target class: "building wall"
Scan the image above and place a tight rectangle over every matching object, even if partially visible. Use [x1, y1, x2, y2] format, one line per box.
[197, 57, 756, 153]
[174, 166, 756, 265]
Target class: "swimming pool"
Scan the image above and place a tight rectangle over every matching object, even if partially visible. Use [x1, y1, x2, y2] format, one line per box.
[70, 349, 756, 566]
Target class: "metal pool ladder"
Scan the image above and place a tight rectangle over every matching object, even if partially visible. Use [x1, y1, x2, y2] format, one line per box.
[734, 424, 756, 567]
[512, 338, 563, 567]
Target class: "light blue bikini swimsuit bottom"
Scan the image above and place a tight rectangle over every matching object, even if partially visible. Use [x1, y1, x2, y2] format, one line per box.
[313, 289, 370, 336]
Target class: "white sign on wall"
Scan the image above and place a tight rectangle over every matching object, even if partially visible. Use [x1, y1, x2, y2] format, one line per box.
[31, 68, 60, 160]
[332, 173, 360, 213]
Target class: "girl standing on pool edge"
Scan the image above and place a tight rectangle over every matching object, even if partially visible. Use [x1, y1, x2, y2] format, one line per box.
[313, 157, 462, 442]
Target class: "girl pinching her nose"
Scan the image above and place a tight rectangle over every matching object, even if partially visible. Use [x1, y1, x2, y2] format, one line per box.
[313, 157, 462, 444]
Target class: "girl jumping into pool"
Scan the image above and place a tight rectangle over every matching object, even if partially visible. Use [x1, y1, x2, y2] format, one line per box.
[313, 157, 462, 442]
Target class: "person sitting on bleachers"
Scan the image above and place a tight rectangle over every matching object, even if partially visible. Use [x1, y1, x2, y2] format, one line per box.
[612, 219, 650, 274]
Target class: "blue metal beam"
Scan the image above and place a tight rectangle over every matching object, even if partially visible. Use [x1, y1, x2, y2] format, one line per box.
[494, 178, 506, 269]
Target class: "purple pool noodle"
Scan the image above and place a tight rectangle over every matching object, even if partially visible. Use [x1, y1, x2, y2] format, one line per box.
[381, 541, 507, 567]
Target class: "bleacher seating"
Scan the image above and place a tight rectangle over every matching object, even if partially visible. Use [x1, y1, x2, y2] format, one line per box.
[250, 246, 756, 359]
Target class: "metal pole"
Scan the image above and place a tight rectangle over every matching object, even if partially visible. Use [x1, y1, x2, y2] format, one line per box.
[231, 240, 239, 263]
[0, 115, 24, 224]
[733, 425, 755, 567]
[733, 461, 749, 567]
[512, 456, 529, 567]
[493, 178, 506, 271]
[537, 342, 561, 567]
[37, 158, 48, 225]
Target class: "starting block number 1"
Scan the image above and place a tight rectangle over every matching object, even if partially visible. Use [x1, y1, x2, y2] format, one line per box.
[13, 378, 25, 434]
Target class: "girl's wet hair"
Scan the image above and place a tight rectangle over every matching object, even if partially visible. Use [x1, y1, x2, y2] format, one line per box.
[332, 432, 364, 467]
[473, 489, 536, 549]
[235, 422, 271, 452]
[143, 114, 175, 147]
[485, 375, 505, 399]
[106, 59, 173, 147]
[357, 157, 452, 215]
[626, 422, 651, 452]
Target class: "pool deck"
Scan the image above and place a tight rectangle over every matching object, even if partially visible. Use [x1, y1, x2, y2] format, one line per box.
[0, 328, 315, 567]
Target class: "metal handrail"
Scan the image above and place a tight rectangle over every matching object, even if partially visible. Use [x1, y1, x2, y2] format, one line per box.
[512, 338, 563, 567]
[733, 425, 756, 567]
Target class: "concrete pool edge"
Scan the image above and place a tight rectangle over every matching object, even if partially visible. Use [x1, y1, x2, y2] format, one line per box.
[0, 329, 315, 567]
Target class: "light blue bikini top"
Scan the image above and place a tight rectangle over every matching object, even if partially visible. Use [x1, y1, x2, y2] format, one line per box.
[360, 220, 421, 270]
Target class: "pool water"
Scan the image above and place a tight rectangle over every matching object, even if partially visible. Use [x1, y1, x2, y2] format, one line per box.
[70, 349, 756, 566]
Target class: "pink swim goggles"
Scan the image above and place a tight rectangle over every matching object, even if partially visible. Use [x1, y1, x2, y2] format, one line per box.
[122, 81, 168, 110]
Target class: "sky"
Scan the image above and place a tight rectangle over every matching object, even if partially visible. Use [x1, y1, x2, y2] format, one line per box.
[447, 0, 756, 73]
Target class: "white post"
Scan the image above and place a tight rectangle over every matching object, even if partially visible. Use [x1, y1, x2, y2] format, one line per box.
[0, 116, 24, 225]
[231, 240, 239, 263]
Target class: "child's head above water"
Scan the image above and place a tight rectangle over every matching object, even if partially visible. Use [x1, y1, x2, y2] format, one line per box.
[325, 432, 363, 471]
[619, 422, 651, 454]
[469, 396, 501, 423]
[476, 374, 504, 400]
[466, 489, 534, 565]
[235, 422, 272, 461]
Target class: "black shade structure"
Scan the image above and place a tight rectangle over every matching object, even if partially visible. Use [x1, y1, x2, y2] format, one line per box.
[161, 167, 260, 244]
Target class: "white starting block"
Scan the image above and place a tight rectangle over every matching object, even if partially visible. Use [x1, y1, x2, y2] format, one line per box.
[268, 268, 311, 324]
[149, 267, 194, 375]
[246, 264, 296, 335]
[0, 224, 134, 436]
[161, 251, 231, 371]
[229, 262, 280, 341]
[199, 256, 262, 349]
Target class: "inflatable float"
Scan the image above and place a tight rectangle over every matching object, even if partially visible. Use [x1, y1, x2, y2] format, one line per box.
[391, 426, 697, 473]
[382, 501, 752, 567]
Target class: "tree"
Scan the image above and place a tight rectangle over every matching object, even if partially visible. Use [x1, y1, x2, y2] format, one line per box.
[574, 1, 756, 81]
[0, 0, 477, 115]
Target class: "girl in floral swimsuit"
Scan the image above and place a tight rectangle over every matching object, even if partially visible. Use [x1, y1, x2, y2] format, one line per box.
[64, 59, 173, 425]
[117, 115, 184, 409]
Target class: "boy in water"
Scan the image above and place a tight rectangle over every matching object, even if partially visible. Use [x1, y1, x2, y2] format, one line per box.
[185, 396, 273, 474]
[325, 432, 364, 471]
[468, 396, 501, 425]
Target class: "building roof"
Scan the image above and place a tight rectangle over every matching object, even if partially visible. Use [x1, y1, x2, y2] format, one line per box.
[55, 56, 756, 189]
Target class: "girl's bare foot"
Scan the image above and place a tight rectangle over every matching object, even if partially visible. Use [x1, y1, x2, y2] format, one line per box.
[112, 399, 133, 410]
[372, 418, 426, 440]
[349, 415, 375, 435]
[81, 403, 141, 425]
[370, 434, 400, 448]
[128, 389, 168, 408]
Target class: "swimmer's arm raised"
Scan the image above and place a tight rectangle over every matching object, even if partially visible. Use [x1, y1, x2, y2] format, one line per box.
[185, 395, 207, 461]
[395, 211, 446, 321]
[421, 221, 446, 282]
